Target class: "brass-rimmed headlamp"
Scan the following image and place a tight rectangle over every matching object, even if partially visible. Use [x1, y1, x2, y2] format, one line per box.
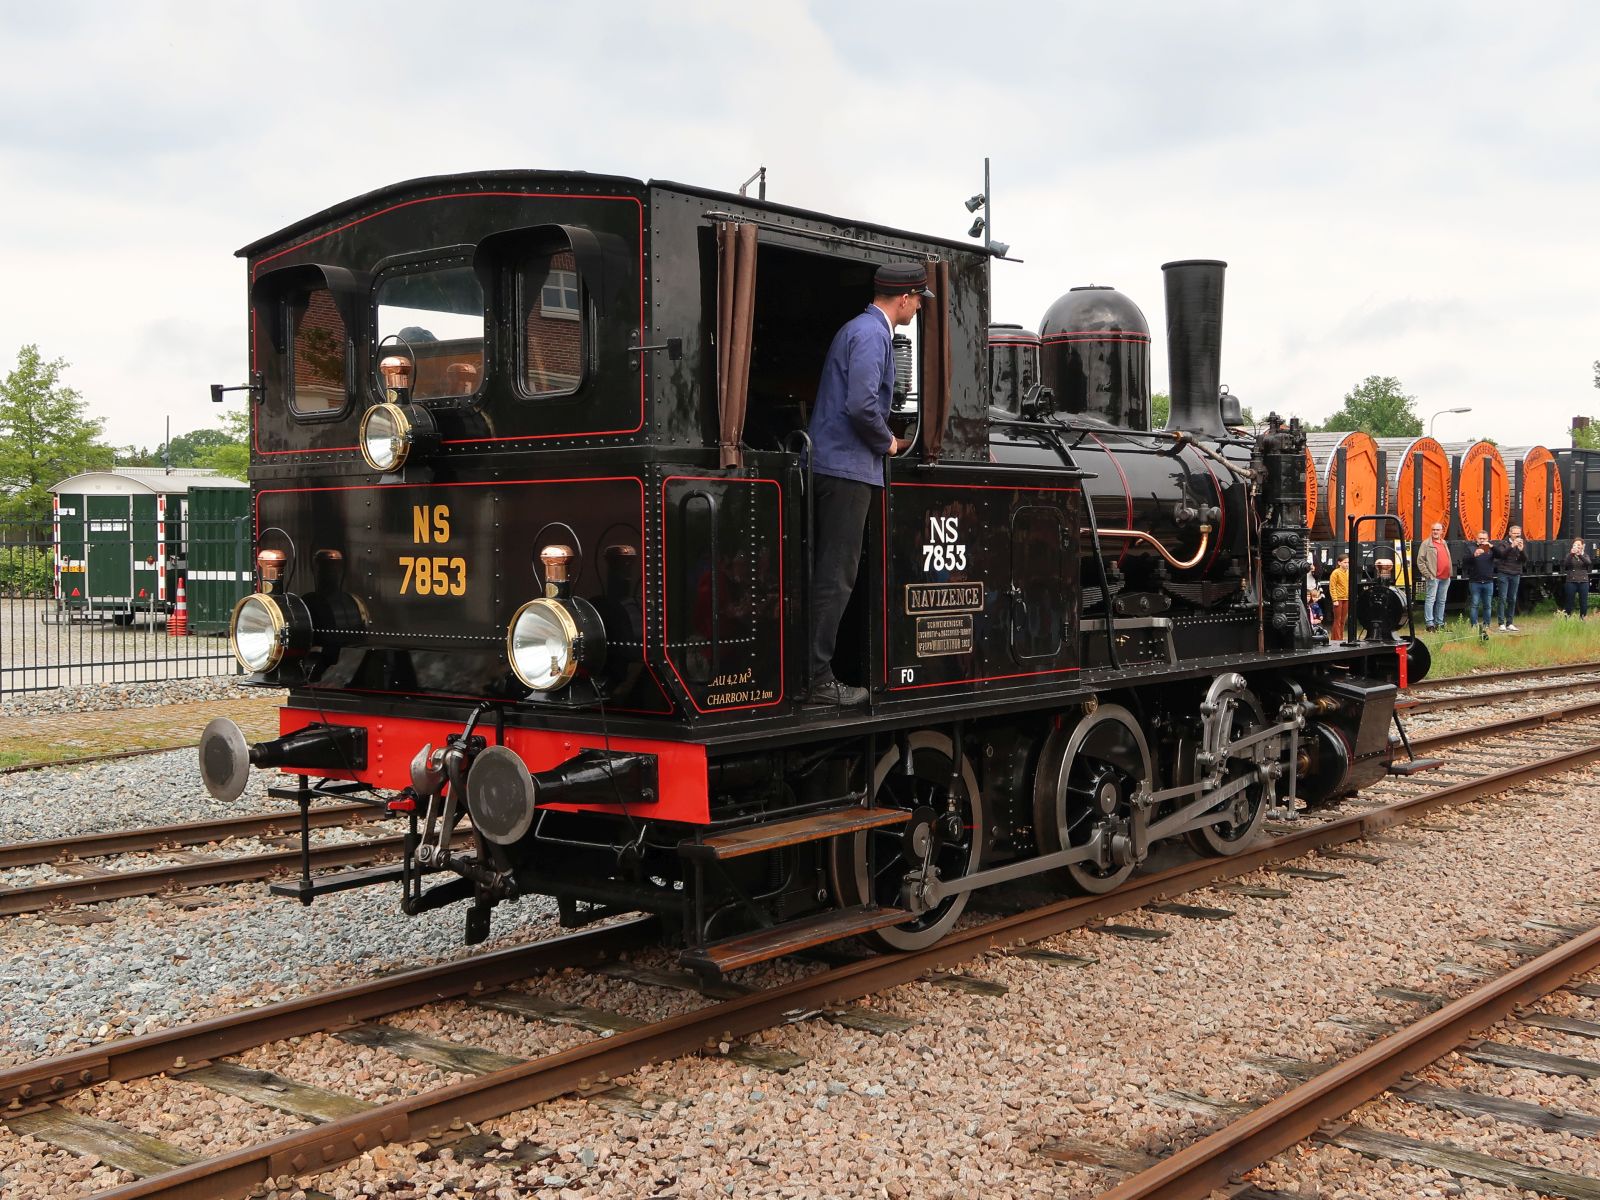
[230, 592, 313, 674]
[506, 546, 607, 692]
[359, 400, 439, 473]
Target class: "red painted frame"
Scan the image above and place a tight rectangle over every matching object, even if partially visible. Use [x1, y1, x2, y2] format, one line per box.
[278, 708, 709, 824]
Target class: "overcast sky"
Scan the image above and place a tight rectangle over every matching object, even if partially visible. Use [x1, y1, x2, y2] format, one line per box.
[2, 1, 1596, 452]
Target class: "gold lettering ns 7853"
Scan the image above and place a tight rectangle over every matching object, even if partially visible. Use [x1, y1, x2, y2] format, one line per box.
[399, 504, 466, 596]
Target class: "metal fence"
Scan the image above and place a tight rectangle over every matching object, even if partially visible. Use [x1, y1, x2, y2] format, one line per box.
[1, 515, 251, 697]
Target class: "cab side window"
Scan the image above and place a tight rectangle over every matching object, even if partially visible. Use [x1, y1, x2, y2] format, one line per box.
[518, 247, 587, 397]
[289, 286, 349, 415]
[376, 266, 485, 400]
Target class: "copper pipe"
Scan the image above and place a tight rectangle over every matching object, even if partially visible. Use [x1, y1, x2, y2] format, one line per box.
[1088, 523, 1212, 570]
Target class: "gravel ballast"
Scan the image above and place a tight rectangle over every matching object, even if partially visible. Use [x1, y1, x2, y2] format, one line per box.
[4, 687, 1599, 1198]
[226, 762, 1600, 1200]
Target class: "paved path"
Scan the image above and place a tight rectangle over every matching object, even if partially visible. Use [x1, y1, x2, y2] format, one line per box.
[0, 697, 280, 767]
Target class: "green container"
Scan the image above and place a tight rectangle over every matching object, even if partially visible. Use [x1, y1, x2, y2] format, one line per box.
[184, 485, 252, 634]
[51, 469, 247, 625]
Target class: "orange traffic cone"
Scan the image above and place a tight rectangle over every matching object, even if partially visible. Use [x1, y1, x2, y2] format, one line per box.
[168, 575, 189, 637]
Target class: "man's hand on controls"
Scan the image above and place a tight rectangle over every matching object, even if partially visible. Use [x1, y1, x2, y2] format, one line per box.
[890, 436, 912, 456]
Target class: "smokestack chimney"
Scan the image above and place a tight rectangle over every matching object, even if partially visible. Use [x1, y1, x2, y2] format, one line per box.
[1162, 259, 1228, 440]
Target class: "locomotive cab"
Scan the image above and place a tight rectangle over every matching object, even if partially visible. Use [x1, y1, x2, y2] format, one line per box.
[203, 171, 1419, 973]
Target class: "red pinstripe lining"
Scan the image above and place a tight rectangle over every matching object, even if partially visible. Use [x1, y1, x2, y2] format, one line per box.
[248, 190, 646, 456]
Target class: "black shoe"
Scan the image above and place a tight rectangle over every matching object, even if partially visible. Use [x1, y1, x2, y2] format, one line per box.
[802, 679, 868, 708]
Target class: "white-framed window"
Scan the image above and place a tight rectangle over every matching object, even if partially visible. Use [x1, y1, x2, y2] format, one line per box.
[540, 269, 581, 320]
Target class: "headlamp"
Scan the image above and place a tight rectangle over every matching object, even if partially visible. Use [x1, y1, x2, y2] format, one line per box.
[507, 597, 606, 692]
[230, 592, 313, 673]
[359, 401, 438, 473]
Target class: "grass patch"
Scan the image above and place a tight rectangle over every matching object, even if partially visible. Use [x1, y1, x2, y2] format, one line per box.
[1417, 605, 1600, 680]
[0, 740, 86, 769]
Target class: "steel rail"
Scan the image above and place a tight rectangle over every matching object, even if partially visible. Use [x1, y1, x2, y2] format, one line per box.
[0, 828, 465, 917]
[0, 803, 379, 870]
[6, 695, 1591, 914]
[0, 686, 1576, 878]
[1095, 923, 1600, 1200]
[0, 918, 658, 1110]
[1398, 675, 1600, 715]
[0, 742, 227, 777]
[1409, 657, 1600, 692]
[75, 736, 1600, 1200]
[1407, 696, 1600, 753]
[0, 705, 1585, 1109]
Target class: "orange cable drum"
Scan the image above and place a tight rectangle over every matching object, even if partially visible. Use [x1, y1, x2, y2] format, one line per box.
[1374, 436, 1450, 541]
[1511, 445, 1563, 540]
[1303, 446, 1319, 529]
[1306, 431, 1378, 541]
[1448, 441, 1510, 540]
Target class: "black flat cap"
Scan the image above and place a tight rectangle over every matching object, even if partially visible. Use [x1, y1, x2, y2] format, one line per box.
[874, 262, 935, 299]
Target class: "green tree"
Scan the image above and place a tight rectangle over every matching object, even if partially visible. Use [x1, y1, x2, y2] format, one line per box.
[0, 345, 114, 526]
[1317, 375, 1422, 437]
[115, 444, 161, 467]
[1574, 419, 1600, 451]
[193, 409, 249, 481]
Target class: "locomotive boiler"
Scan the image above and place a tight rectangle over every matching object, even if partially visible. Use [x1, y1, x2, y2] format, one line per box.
[199, 171, 1422, 974]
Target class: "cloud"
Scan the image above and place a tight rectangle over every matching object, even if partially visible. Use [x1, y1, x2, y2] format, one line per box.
[0, 0, 1597, 449]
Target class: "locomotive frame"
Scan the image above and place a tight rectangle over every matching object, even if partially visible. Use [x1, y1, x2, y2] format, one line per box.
[201, 170, 1424, 975]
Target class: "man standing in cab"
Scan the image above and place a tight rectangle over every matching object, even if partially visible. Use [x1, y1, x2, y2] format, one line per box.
[803, 264, 930, 707]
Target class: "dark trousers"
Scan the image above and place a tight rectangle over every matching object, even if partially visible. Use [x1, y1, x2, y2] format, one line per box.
[1468, 579, 1494, 627]
[1494, 573, 1522, 624]
[1566, 581, 1591, 618]
[809, 474, 875, 684]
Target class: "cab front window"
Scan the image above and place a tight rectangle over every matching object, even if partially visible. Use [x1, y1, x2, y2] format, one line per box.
[289, 285, 348, 415]
[518, 246, 587, 397]
[376, 265, 485, 400]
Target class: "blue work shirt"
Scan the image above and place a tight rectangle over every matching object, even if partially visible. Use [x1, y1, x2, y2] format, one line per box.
[809, 306, 895, 486]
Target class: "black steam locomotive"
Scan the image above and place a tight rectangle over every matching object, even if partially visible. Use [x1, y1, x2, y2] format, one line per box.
[200, 171, 1422, 974]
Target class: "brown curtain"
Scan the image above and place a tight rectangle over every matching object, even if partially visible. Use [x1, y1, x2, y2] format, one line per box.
[715, 222, 758, 469]
[919, 259, 953, 463]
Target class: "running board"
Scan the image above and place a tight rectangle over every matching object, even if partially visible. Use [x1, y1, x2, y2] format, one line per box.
[680, 904, 910, 975]
[679, 807, 912, 862]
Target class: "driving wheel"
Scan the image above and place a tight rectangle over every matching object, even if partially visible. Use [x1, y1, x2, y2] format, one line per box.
[1034, 704, 1151, 894]
[830, 730, 984, 952]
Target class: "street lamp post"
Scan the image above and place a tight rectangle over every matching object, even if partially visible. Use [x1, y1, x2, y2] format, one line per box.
[1428, 406, 1471, 438]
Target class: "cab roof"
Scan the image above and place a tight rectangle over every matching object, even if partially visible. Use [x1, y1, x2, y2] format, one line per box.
[237, 170, 979, 260]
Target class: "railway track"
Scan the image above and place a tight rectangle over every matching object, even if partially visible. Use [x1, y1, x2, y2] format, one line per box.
[0, 803, 378, 871]
[1095, 924, 1600, 1200]
[1407, 656, 1600, 692]
[2, 680, 1595, 921]
[1398, 674, 1600, 715]
[6, 707, 1600, 1198]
